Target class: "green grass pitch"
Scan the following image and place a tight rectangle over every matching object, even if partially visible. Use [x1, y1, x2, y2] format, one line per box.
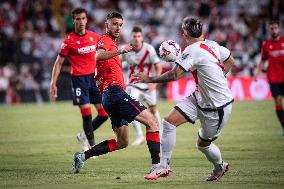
[0, 100, 283, 189]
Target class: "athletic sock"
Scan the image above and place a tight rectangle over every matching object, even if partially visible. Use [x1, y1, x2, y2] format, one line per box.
[146, 131, 160, 164]
[92, 116, 108, 131]
[160, 119, 176, 168]
[84, 139, 117, 160]
[81, 107, 94, 146]
[132, 120, 143, 137]
[92, 106, 108, 131]
[276, 105, 284, 129]
[197, 143, 223, 170]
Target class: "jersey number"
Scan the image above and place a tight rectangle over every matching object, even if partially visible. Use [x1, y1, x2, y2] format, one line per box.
[76, 88, 81, 96]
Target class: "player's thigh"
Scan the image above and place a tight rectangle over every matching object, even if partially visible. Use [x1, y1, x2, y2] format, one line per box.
[164, 108, 188, 127]
[143, 90, 157, 107]
[71, 75, 90, 105]
[173, 95, 199, 125]
[198, 104, 232, 142]
[135, 109, 158, 132]
[102, 86, 146, 128]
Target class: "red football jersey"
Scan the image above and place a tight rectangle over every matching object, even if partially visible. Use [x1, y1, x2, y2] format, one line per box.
[261, 36, 284, 83]
[59, 30, 100, 76]
[95, 34, 126, 92]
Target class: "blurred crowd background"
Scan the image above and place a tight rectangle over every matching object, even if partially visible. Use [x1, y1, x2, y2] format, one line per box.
[0, 0, 283, 104]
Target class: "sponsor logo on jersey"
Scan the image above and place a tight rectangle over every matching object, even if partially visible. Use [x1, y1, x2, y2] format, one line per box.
[269, 49, 284, 57]
[78, 45, 96, 54]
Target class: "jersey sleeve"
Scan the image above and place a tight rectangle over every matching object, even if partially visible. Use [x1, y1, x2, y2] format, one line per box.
[59, 38, 70, 57]
[148, 45, 160, 64]
[175, 51, 195, 72]
[219, 46, 231, 62]
[261, 41, 268, 60]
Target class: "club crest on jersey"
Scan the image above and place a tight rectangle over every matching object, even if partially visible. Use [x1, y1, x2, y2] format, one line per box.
[77, 41, 80, 44]
[98, 41, 104, 47]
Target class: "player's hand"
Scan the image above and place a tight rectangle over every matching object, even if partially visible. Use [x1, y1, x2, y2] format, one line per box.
[120, 44, 133, 54]
[49, 84, 58, 101]
[131, 72, 149, 83]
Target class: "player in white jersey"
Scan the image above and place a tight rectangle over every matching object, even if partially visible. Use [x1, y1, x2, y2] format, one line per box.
[133, 17, 235, 181]
[121, 26, 162, 145]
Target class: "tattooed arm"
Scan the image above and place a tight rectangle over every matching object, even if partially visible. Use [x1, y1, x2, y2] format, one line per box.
[133, 64, 185, 83]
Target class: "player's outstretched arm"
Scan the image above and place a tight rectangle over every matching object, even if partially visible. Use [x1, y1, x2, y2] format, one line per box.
[50, 55, 64, 101]
[96, 45, 133, 61]
[223, 55, 235, 75]
[133, 64, 185, 84]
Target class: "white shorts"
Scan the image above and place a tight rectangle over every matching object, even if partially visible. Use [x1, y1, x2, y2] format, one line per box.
[175, 95, 232, 141]
[126, 85, 157, 106]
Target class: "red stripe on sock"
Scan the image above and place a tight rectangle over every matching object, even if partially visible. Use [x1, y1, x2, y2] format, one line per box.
[97, 107, 108, 116]
[146, 132, 160, 143]
[107, 139, 117, 152]
[276, 105, 283, 110]
[80, 107, 92, 117]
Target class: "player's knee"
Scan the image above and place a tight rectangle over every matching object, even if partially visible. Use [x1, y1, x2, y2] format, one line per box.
[148, 117, 159, 131]
[148, 106, 157, 114]
[164, 116, 176, 126]
[274, 96, 282, 105]
[196, 137, 211, 148]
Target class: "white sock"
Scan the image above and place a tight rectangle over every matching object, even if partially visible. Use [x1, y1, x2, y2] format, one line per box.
[160, 119, 176, 168]
[132, 120, 143, 137]
[197, 143, 223, 170]
[154, 111, 162, 136]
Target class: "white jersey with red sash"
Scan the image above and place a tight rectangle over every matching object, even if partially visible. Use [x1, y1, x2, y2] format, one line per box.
[121, 42, 160, 90]
[175, 39, 233, 109]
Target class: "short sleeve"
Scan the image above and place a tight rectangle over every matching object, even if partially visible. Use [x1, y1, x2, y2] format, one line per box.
[59, 39, 70, 57]
[175, 52, 194, 72]
[148, 45, 160, 64]
[261, 41, 268, 60]
[219, 46, 231, 62]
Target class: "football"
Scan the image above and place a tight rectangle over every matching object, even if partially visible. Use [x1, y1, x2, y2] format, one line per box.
[159, 40, 182, 62]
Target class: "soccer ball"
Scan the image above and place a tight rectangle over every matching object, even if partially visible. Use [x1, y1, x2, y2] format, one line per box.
[159, 40, 182, 62]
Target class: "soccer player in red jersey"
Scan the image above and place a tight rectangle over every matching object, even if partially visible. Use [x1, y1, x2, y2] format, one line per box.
[72, 12, 161, 178]
[254, 20, 284, 135]
[50, 8, 108, 150]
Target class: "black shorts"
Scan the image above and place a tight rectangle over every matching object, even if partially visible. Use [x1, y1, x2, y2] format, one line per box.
[102, 85, 146, 131]
[71, 73, 102, 105]
[269, 82, 284, 97]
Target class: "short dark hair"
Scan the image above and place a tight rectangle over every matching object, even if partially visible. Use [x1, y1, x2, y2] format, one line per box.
[132, 26, 142, 33]
[106, 12, 123, 21]
[270, 19, 279, 25]
[71, 8, 87, 19]
[182, 17, 202, 38]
